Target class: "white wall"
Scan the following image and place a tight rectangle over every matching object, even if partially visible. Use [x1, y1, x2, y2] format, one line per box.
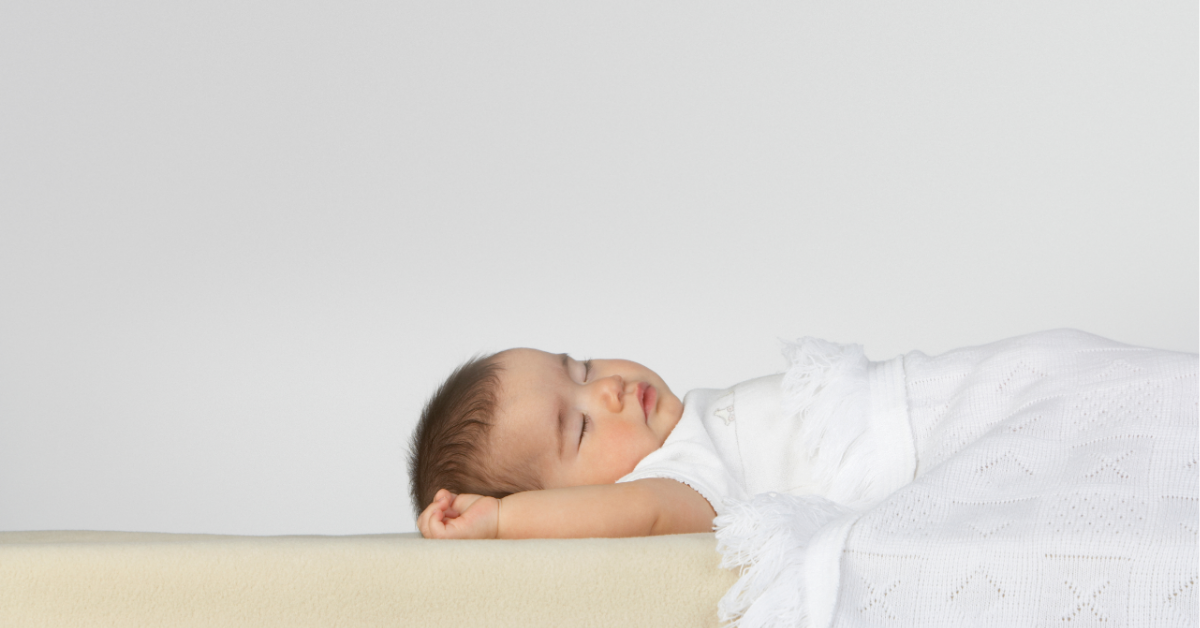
[1, 3, 1195, 535]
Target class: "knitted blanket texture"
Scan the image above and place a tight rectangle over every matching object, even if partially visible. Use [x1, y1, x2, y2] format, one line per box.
[716, 330, 1198, 628]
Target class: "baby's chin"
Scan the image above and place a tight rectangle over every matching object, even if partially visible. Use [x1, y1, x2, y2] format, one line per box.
[656, 393, 686, 439]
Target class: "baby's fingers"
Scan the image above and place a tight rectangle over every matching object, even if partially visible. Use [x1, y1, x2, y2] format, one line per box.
[417, 489, 458, 538]
[436, 489, 463, 518]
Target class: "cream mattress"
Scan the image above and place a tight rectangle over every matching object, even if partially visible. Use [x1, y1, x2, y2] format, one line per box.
[0, 530, 737, 627]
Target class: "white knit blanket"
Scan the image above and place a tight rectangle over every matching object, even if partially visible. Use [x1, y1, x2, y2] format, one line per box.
[715, 330, 1199, 628]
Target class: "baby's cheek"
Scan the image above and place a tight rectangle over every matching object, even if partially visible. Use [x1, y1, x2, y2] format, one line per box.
[584, 426, 649, 484]
[615, 423, 657, 466]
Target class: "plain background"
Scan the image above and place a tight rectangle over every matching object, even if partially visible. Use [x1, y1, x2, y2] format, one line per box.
[1, 3, 1196, 535]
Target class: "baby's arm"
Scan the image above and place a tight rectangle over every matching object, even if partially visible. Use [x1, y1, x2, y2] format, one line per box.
[418, 479, 716, 539]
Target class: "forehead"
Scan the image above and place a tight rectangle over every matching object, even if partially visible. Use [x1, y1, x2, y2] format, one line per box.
[496, 348, 563, 397]
[491, 348, 565, 458]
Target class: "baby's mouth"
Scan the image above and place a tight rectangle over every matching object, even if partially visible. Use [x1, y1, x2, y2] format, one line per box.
[639, 383, 657, 423]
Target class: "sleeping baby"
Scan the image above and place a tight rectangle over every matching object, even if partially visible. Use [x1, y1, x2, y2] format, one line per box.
[410, 331, 1199, 627]
[410, 338, 913, 539]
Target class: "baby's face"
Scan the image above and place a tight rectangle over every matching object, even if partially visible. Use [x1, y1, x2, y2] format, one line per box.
[489, 348, 684, 489]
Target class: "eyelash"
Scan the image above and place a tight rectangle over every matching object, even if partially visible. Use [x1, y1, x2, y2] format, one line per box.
[578, 359, 593, 445]
[579, 415, 590, 444]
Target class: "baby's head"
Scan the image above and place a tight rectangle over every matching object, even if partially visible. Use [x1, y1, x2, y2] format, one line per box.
[407, 348, 684, 515]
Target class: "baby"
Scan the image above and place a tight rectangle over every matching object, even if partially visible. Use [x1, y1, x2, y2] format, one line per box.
[409, 348, 719, 539]
[409, 332, 1199, 628]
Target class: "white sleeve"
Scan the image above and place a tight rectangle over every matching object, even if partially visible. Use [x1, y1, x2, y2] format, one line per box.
[616, 388, 746, 517]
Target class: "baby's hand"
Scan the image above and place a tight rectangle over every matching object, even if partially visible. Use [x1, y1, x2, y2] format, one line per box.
[417, 488, 500, 539]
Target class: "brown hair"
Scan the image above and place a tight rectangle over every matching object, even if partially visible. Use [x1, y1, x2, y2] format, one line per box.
[407, 352, 542, 516]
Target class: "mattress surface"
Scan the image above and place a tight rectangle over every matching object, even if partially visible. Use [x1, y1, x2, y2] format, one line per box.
[1, 530, 737, 627]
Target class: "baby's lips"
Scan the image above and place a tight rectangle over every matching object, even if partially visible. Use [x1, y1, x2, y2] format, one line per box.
[635, 382, 656, 422]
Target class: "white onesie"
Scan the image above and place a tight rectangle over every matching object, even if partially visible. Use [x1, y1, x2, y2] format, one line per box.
[616, 339, 916, 516]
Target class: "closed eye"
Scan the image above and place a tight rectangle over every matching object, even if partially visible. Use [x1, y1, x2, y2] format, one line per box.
[583, 359, 592, 382]
[579, 414, 590, 445]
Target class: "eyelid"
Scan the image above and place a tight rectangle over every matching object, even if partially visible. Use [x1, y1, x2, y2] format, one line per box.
[583, 359, 592, 382]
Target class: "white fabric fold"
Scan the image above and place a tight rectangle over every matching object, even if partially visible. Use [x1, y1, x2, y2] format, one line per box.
[715, 337, 912, 628]
[715, 493, 851, 628]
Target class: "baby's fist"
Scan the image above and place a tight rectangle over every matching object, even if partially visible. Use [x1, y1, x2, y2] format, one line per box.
[418, 489, 500, 539]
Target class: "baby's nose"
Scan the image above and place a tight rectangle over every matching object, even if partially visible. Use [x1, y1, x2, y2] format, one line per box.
[605, 374, 625, 409]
